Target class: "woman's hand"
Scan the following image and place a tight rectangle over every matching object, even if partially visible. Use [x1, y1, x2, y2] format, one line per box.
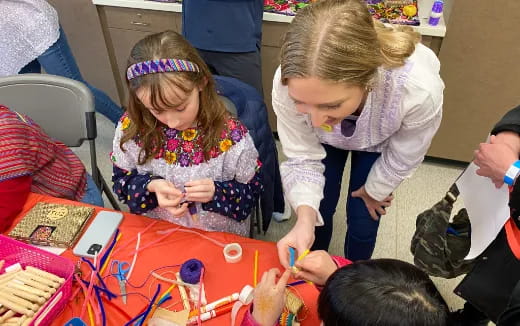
[147, 179, 188, 217]
[252, 268, 291, 326]
[184, 179, 215, 203]
[293, 250, 338, 286]
[277, 206, 316, 268]
[351, 186, 393, 220]
[474, 135, 518, 188]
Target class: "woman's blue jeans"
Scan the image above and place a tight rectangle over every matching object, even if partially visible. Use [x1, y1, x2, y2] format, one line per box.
[81, 174, 104, 207]
[311, 144, 382, 261]
[19, 27, 123, 124]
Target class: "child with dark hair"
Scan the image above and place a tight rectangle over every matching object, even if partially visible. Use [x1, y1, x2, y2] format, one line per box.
[242, 251, 451, 326]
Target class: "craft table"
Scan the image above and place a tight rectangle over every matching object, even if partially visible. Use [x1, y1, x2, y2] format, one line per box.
[6, 193, 320, 325]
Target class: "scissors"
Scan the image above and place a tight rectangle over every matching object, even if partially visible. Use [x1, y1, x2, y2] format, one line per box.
[111, 260, 130, 304]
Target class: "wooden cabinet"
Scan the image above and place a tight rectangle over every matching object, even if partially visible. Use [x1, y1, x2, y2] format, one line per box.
[427, 0, 520, 161]
[261, 21, 288, 131]
[97, 6, 182, 105]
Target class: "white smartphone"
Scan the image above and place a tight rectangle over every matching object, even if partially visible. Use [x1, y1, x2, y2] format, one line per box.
[72, 211, 123, 258]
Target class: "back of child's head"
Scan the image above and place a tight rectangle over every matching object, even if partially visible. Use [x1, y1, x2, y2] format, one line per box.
[318, 259, 450, 326]
[122, 30, 227, 164]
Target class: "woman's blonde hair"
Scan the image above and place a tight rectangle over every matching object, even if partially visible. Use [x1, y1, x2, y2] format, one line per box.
[280, 0, 421, 87]
[121, 30, 227, 164]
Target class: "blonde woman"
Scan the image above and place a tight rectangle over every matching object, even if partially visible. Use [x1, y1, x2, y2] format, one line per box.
[275, 0, 444, 265]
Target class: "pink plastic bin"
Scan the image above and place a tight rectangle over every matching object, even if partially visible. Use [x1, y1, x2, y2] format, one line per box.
[0, 235, 74, 326]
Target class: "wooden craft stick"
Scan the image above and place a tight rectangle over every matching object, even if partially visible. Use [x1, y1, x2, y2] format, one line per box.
[1, 287, 46, 304]
[4, 316, 21, 323]
[0, 292, 38, 312]
[5, 282, 51, 299]
[176, 272, 191, 311]
[0, 271, 19, 283]
[25, 267, 64, 284]
[0, 260, 5, 272]
[0, 310, 15, 323]
[2, 322, 20, 326]
[20, 271, 60, 289]
[18, 315, 28, 325]
[15, 275, 56, 293]
[0, 294, 36, 316]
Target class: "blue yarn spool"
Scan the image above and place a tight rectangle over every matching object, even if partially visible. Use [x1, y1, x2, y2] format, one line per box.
[180, 259, 204, 284]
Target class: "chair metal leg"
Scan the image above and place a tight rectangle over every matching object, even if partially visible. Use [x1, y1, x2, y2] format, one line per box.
[94, 166, 120, 211]
[249, 210, 255, 239]
[255, 204, 261, 234]
[101, 176, 121, 211]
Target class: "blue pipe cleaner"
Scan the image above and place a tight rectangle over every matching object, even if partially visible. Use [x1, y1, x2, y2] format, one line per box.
[100, 228, 120, 268]
[81, 257, 113, 298]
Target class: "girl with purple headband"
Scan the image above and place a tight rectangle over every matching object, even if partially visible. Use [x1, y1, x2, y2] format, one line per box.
[110, 31, 262, 236]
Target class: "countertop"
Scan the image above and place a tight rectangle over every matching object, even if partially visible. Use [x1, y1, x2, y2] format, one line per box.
[92, 0, 446, 37]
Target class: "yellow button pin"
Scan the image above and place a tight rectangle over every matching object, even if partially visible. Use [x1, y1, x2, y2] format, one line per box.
[320, 124, 333, 132]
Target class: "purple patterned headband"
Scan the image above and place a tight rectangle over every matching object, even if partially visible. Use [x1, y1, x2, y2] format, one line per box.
[126, 58, 200, 80]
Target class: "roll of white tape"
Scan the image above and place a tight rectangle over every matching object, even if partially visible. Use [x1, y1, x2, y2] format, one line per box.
[223, 243, 242, 263]
[231, 285, 255, 326]
[238, 285, 254, 304]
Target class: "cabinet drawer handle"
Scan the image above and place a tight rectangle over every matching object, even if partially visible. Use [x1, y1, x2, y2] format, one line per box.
[130, 21, 149, 26]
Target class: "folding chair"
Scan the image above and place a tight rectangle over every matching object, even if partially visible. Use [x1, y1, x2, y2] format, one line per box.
[0, 74, 120, 210]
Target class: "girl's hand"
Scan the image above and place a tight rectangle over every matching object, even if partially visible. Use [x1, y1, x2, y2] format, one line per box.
[293, 250, 338, 286]
[474, 135, 518, 188]
[277, 206, 316, 268]
[252, 268, 291, 326]
[184, 179, 215, 203]
[147, 179, 183, 207]
[351, 186, 393, 220]
[147, 179, 188, 217]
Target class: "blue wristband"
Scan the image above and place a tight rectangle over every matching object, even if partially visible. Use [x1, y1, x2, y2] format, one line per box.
[504, 160, 520, 185]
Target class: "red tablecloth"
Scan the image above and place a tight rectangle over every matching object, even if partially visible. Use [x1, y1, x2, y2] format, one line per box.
[7, 194, 320, 325]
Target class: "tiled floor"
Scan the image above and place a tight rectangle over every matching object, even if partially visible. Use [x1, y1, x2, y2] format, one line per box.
[78, 113, 470, 311]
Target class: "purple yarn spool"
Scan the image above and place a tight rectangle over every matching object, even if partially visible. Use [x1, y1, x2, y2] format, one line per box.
[180, 259, 204, 284]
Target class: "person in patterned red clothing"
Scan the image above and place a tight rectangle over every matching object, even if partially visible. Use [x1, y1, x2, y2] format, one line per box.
[0, 105, 103, 232]
[111, 31, 262, 236]
[241, 251, 450, 326]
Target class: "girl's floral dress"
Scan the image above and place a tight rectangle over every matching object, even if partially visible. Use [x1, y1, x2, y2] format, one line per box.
[111, 114, 262, 236]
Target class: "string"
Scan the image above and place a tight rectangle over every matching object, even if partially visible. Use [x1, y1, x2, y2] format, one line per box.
[110, 264, 181, 290]
[151, 272, 198, 288]
[112, 221, 158, 256]
[103, 297, 133, 320]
